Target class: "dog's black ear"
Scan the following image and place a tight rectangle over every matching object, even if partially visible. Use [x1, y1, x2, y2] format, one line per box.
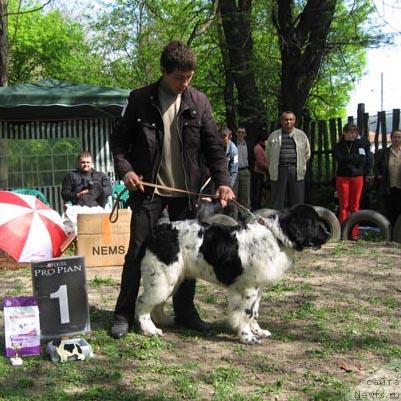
[52, 339, 62, 347]
[279, 204, 319, 250]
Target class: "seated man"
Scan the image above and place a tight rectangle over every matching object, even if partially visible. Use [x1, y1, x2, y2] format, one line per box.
[61, 151, 112, 207]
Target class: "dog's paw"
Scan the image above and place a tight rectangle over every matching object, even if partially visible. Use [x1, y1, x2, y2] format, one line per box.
[143, 327, 164, 337]
[252, 328, 271, 338]
[138, 315, 164, 337]
[239, 330, 261, 345]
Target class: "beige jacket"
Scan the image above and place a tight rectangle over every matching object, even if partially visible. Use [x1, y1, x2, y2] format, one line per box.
[265, 128, 311, 181]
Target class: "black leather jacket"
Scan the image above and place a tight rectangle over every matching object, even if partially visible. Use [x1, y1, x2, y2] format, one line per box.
[110, 80, 230, 196]
[375, 146, 393, 194]
[333, 138, 367, 177]
[61, 169, 112, 204]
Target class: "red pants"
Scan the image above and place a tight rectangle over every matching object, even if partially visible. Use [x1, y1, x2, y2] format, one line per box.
[336, 176, 364, 239]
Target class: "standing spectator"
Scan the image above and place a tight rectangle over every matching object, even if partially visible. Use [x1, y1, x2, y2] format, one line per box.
[265, 111, 311, 209]
[333, 123, 366, 240]
[375, 129, 401, 225]
[358, 132, 374, 209]
[109, 41, 234, 339]
[61, 151, 112, 208]
[233, 127, 252, 208]
[221, 127, 239, 188]
[251, 133, 269, 210]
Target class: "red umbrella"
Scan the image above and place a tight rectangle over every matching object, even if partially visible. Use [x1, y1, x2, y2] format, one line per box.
[0, 191, 68, 262]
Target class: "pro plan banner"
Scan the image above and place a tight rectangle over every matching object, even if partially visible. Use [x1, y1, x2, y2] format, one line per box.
[3, 296, 41, 357]
[31, 256, 90, 339]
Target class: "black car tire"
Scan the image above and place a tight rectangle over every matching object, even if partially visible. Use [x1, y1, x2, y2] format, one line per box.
[341, 210, 391, 241]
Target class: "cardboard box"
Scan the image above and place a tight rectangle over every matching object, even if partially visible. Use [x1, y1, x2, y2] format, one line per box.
[77, 210, 131, 267]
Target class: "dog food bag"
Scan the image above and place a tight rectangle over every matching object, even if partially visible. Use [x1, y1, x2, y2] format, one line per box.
[3, 296, 41, 357]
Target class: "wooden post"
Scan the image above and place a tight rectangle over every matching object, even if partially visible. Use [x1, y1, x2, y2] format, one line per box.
[329, 119, 337, 180]
[357, 103, 365, 137]
[317, 121, 324, 184]
[322, 120, 330, 183]
[379, 111, 387, 149]
[308, 121, 316, 184]
[392, 109, 400, 131]
[0, 0, 8, 87]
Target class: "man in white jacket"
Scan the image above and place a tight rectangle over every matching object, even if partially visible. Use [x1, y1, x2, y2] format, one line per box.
[265, 111, 311, 209]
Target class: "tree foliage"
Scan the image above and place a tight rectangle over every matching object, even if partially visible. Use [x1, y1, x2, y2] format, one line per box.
[3, 0, 387, 124]
[7, 0, 104, 84]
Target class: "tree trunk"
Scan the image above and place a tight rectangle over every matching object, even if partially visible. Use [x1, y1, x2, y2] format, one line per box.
[0, 1, 7, 187]
[273, 0, 337, 121]
[0, 0, 8, 87]
[218, 0, 266, 143]
[216, 20, 237, 134]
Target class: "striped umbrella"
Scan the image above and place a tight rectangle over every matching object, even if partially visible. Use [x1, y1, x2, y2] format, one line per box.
[0, 191, 67, 262]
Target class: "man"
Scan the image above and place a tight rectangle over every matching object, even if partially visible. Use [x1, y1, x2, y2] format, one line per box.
[61, 151, 112, 207]
[375, 129, 401, 225]
[265, 111, 311, 209]
[233, 127, 252, 209]
[109, 41, 234, 339]
[220, 127, 238, 188]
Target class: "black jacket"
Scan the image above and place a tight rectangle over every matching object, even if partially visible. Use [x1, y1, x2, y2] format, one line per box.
[333, 138, 366, 177]
[110, 80, 230, 196]
[375, 146, 395, 194]
[61, 169, 112, 204]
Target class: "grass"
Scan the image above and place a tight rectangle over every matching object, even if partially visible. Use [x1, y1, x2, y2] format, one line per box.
[0, 241, 401, 401]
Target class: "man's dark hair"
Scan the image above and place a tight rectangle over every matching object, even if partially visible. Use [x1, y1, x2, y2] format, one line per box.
[342, 123, 358, 133]
[160, 41, 197, 73]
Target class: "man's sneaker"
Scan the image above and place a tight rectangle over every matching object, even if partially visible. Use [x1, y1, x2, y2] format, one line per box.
[110, 316, 129, 339]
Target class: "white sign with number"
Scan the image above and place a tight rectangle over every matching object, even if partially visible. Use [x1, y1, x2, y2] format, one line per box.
[31, 256, 90, 339]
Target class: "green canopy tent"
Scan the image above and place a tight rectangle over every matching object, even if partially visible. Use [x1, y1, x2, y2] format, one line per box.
[0, 78, 129, 120]
[0, 79, 130, 213]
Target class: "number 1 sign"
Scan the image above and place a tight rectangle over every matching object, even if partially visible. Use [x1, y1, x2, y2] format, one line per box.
[31, 256, 90, 339]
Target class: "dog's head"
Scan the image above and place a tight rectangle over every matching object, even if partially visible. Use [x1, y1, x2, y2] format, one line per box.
[278, 204, 330, 251]
[52, 339, 62, 346]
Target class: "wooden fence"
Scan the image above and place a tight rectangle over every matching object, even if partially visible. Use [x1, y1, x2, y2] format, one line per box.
[294, 104, 401, 186]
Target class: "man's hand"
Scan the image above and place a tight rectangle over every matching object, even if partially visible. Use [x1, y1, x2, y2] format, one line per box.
[216, 185, 235, 208]
[123, 171, 144, 192]
[76, 189, 89, 199]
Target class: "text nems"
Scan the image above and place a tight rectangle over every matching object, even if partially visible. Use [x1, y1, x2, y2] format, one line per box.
[92, 245, 125, 256]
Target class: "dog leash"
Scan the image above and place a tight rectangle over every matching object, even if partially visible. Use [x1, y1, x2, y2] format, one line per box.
[109, 181, 220, 223]
[109, 181, 262, 226]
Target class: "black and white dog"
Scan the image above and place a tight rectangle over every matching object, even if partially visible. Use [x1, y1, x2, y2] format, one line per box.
[136, 204, 330, 344]
[52, 339, 85, 363]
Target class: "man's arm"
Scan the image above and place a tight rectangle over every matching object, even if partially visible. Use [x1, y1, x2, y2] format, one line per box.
[110, 93, 144, 191]
[199, 97, 231, 189]
[303, 131, 311, 161]
[61, 172, 77, 203]
[101, 173, 112, 197]
[110, 94, 136, 181]
[198, 95, 234, 205]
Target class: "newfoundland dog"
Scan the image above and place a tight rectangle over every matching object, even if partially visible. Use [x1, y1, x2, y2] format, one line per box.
[136, 204, 330, 344]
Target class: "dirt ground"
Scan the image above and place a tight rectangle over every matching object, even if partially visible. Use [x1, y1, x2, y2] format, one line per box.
[1, 241, 401, 400]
